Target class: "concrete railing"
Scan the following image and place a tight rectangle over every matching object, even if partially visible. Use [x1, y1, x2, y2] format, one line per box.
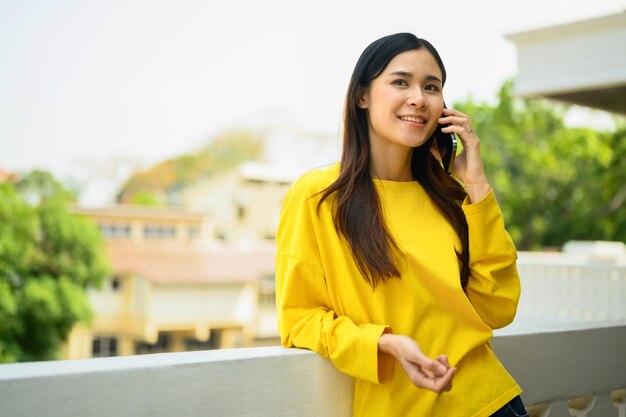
[516, 248, 626, 330]
[493, 322, 626, 417]
[2, 322, 625, 417]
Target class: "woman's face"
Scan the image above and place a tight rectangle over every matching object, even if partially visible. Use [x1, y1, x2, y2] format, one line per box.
[359, 48, 444, 153]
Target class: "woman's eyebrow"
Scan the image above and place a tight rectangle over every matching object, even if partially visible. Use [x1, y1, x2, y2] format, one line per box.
[386, 71, 442, 84]
[425, 74, 442, 84]
[387, 70, 413, 78]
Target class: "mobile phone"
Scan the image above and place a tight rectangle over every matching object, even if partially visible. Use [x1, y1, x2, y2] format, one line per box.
[435, 104, 457, 175]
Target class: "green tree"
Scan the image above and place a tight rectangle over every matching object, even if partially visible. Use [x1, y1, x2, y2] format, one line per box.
[117, 129, 265, 204]
[455, 81, 625, 249]
[0, 171, 109, 362]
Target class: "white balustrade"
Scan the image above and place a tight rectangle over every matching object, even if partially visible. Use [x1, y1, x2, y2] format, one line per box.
[1, 323, 625, 417]
[1, 241, 624, 416]
[512, 246, 626, 334]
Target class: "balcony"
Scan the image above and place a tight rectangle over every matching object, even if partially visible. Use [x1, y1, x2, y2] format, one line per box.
[1, 321, 625, 417]
[2, 242, 626, 416]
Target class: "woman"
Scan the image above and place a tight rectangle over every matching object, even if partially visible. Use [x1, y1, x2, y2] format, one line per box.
[275, 33, 528, 417]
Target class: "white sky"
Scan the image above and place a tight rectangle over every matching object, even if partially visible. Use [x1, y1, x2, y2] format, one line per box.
[1, 0, 624, 204]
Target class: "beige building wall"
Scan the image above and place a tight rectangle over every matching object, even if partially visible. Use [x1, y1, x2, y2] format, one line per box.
[66, 271, 277, 359]
[67, 203, 279, 360]
[181, 164, 291, 242]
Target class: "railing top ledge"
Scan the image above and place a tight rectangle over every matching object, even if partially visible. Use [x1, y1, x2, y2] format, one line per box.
[0, 345, 311, 381]
[1, 324, 625, 416]
[495, 319, 626, 337]
[3, 321, 626, 381]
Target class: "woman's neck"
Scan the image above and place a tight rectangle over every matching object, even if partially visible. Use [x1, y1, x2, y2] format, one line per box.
[369, 143, 414, 182]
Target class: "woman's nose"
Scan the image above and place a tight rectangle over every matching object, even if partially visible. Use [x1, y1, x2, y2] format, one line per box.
[408, 89, 427, 108]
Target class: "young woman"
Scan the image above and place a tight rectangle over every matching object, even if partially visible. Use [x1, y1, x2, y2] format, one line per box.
[275, 33, 528, 417]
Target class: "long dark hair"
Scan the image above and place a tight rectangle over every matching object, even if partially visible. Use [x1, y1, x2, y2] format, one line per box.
[318, 33, 470, 289]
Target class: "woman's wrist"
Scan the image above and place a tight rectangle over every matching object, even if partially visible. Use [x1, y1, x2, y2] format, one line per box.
[378, 332, 396, 356]
[465, 182, 491, 204]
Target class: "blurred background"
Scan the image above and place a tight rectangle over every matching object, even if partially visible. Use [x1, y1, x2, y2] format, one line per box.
[0, 0, 625, 362]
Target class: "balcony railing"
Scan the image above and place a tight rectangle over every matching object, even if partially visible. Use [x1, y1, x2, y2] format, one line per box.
[515, 247, 626, 330]
[1, 322, 625, 417]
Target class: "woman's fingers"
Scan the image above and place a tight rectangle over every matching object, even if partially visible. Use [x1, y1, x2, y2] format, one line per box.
[439, 109, 473, 132]
[385, 335, 456, 393]
[409, 365, 457, 394]
[436, 354, 451, 369]
[401, 352, 456, 393]
[393, 335, 447, 375]
[441, 124, 474, 136]
[407, 349, 448, 376]
[436, 107, 490, 194]
[438, 108, 476, 144]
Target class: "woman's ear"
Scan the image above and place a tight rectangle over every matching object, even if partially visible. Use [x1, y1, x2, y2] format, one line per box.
[356, 87, 369, 109]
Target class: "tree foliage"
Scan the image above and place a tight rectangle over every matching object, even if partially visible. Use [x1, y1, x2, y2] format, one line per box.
[117, 130, 265, 205]
[0, 171, 109, 362]
[455, 81, 626, 249]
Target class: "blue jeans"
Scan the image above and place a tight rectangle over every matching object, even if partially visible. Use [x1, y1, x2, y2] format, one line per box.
[490, 396, 529, 417]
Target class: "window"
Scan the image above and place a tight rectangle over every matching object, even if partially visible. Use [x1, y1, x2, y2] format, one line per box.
[98, 223, 131, 239]
[110, 276, 122, 291]
[92, 336, 118, 357]
[185, 329, 221, 351]
[135, 333, 170, 354]
[188, 227, 201, 239]
[236, 204, 246, 221]
[144, 225, 176, 239]
[258, 275, 276, 306]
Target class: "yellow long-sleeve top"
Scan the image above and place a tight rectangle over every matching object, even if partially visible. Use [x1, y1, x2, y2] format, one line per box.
[276, 163, 522, 417]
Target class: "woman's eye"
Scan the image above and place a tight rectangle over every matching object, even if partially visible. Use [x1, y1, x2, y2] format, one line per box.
[392, 79, 408, 86]
[425, 84, 441, 92]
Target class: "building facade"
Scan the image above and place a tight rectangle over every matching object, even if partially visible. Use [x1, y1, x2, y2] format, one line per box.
[66, 203, 279, 359]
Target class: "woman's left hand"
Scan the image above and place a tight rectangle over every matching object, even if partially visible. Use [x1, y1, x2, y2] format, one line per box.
[435, 107, 491, 203]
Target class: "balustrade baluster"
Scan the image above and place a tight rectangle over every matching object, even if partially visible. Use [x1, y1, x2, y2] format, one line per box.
[527, 402, 551, 417]
[588, 392, 619, 416]
[549, 399, 575, 417]
[612, 389, 626, 417]
[568, 396, 596, 417]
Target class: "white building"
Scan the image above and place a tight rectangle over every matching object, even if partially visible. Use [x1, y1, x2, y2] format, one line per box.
[506, 11, 626, 115]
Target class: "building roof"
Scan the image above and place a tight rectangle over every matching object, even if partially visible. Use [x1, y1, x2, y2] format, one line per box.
[506, 12, 626, 114]
[72, 204, 210, 221]
[239, 161, 302, 184]
[107, 246, 276, 285]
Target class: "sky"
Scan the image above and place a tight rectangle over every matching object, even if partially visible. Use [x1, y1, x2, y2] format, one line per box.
[1, 0, 625, 205]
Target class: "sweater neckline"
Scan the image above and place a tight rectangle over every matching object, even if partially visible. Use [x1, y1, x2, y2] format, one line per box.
[372, 178, 421, 189]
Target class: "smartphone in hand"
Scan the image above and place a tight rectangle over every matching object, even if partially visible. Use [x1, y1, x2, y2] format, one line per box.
[435, 104, 457, 175]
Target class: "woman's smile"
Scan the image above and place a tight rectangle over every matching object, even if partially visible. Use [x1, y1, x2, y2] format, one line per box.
[398, 114, 428, 127]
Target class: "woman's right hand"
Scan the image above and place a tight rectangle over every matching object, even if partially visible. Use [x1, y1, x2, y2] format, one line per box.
[378, 333, 456, 393]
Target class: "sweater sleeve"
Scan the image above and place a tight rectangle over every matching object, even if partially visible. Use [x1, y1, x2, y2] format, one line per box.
[462, 189, 521, 329]
[275, 176, 394, 385]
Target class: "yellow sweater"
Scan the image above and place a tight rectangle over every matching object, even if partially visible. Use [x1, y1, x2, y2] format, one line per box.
[276, 163, 522, 417]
